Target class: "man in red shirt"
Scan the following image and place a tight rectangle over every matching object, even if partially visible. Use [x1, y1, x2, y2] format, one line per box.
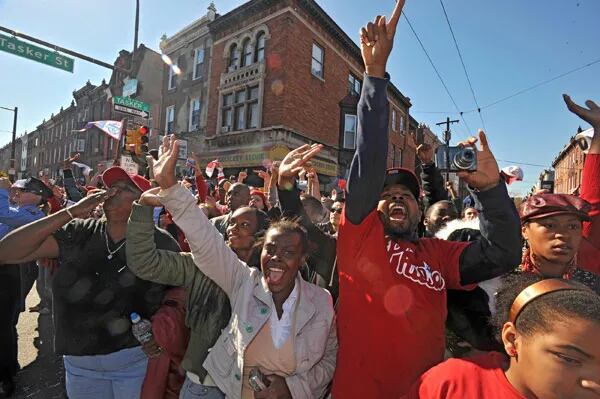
[331, 1, 522, 397]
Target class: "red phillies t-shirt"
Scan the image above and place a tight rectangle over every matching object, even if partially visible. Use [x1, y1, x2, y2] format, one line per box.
[332, 210, 470, 398]
[405, 352, 525, 399]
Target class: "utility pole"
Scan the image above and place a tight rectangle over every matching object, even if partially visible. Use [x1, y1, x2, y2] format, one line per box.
[435, 117, 460, 182]
[1, 106, 17, 181]
[134, 0, 140, 52]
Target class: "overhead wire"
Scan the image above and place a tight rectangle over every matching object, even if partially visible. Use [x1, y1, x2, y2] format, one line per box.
[438, 0, 486, 131]
[413, 57, 600, 115]
[401, 10, 471, 136]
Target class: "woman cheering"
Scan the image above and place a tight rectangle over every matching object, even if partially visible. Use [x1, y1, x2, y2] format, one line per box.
[151, 136, 337, 399]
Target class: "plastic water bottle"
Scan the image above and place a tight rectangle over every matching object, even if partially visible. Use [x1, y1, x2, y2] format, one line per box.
[130, 312, 153, 345]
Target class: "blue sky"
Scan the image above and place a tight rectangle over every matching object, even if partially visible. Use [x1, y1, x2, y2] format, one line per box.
[1, 0, 599, 195]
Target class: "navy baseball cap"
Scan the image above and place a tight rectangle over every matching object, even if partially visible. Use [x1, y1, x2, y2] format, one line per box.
[383, 168, 420, 200]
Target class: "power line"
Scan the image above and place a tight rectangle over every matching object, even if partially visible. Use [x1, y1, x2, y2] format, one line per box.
[438, 0, 486, 131]
[413, 56, 600, 115]
[401, 10, 471, 136]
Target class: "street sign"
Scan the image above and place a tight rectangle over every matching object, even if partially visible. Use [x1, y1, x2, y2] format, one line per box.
[0, 33, 74, 73]
[113, 96, 149, 112]
[114, 104, 149, 118]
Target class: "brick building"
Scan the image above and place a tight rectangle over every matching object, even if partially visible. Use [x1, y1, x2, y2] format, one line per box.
[187, 0, 414, 191]
[552, 127, 586, 195]
[159, 4, 216, 155]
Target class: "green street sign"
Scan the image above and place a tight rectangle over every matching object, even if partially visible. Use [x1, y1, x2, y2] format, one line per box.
[0, 33, 74, 73]
[113, 96, 150, 113]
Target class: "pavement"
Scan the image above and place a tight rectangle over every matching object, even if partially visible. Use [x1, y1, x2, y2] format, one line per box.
[12, 283, 66, 399]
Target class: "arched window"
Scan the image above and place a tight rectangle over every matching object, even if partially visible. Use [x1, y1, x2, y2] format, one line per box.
[242, 38, 253, 67]
[228, 44, 238, 70]
[255, 32, 266, 62]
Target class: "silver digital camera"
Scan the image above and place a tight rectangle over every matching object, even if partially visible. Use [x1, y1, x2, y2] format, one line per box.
[248, 367, 269, 392]
[435, 144, 477, 172]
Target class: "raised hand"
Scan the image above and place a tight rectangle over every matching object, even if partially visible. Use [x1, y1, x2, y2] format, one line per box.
[278, 144, 323, 189]
[360, 0, 405, 78]
[563, 94, 600, 128]
[457, 130, 500, 192]
[63, 153, 81, 169]
[153, 135, 179, 190]
[416, 143, 434, 164]
[68, 189, 115, 218]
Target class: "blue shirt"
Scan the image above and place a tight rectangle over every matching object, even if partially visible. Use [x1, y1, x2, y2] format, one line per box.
[0, 188, 45, 240]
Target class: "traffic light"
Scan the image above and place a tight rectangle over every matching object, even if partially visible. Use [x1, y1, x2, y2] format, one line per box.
[136, 126, 149, 155]
[125, 129, 139, 154]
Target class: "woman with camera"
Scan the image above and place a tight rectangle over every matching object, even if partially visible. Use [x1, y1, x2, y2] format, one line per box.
[146, 136, 337, 399]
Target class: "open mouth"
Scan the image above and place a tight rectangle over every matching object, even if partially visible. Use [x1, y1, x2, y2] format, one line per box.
[389, 204, 408, 222]
[265, 263, 286, 285]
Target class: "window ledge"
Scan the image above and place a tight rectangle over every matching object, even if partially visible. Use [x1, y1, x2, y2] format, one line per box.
[311, 73, 325, 83]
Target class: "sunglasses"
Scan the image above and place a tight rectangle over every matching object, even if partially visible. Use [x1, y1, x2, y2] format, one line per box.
[331, 208, 343, 214]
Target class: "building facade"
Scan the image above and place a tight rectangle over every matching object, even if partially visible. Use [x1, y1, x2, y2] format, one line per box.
[552, 128, 586, 195]
[159, 4, 216, 160]
[193, 0, 413, 191]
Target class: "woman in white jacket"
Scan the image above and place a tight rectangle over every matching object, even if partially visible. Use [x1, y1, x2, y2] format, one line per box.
[148, 136, 337, 399]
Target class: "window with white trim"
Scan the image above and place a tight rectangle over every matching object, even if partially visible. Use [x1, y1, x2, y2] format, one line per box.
[255, 32, 266, 62]
[242, 39, 253, 67]
[392, 109, 397, 131]
[400, 115, 405, 132]
[311, 43, 324, 79]
[221, 85, 260, 133]
[168, 64, 176, 89]
[193, 48, 205, 80]
[348, 74, 361, 96]
[228, 44, 238, 71]
[343, 114, 357, 150]
[165, 106, 175, 134]
[189, 98, 201, 131]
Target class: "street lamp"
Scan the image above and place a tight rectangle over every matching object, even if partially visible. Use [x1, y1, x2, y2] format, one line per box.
[0, 106, 18, 181]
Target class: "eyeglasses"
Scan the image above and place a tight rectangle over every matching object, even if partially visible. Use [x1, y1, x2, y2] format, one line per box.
[331, 208, 343, 214]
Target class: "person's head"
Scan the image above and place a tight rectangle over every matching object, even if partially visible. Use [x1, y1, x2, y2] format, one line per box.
[225, 183, 250, 212]
[462, 207, 479, 221]
[101, 167, 150, 219]
[424, 200, 458, 235]
[493, 273, 600, 399]
[301, 196, 328, 225]
[520, 193, 591, 277]
[321, 196, 334, 212]
[11, 177, 52, 207]
[260, 219, 309, 296]
[329, 200, 344, 230]
[249, 189, 268, 212]
[378, 169, 421, 240]
[226, 206, 269, 252]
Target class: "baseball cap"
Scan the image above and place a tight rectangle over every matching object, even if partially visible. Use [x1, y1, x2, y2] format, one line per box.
[520, 193, 591, 223]
[501, 166, 524, 185]
[12, 177, 53, 200]
[383, 168, 420, 200]
[102, 167, 151, 193]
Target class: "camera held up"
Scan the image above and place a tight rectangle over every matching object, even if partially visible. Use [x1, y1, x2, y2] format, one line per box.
[435, 144, 478, 172]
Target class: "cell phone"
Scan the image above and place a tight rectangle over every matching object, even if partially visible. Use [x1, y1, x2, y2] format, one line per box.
[248, 368, 268, 392]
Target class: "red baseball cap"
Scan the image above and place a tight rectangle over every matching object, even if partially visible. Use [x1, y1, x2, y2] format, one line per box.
[383, 168, 420, 200]
[102, 167, 151, 193]
[520, 193, 591, 223]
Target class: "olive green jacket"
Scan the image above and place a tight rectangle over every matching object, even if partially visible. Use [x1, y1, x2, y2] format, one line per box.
[126, 203, 231, 381]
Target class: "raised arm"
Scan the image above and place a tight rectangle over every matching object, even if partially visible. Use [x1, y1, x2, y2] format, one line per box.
[0, 190, 109, 264]
[126, 200, 201, 288]
[152, 136, 248, 298]
[345, 1, 405, 224]
[455, 131, 522, 284]
[564, 95, 600, 247]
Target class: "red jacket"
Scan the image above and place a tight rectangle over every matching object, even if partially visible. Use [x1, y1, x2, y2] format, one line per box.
[141, 287, 190, 399]
[578, 154, 600, 275]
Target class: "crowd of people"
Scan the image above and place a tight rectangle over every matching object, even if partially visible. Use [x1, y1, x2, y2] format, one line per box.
[1, 1, 599, 398]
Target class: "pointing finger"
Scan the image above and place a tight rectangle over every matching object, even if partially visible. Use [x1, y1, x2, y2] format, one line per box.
[478, 130, 490, 152]
[387, 0, 406, 35]
[563, 94, 589, 117]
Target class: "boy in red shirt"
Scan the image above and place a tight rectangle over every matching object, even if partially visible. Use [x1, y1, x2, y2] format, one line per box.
[407, 273, 600, 398]
[331, 1, 522, 397]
